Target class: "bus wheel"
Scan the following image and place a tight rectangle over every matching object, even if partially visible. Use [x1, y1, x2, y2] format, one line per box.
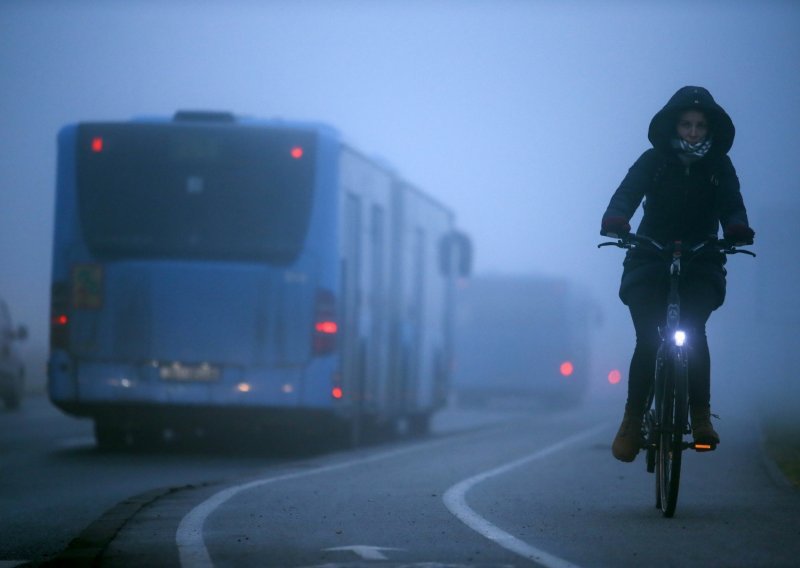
[94, 418, 128, 451]
[133, 425, 164, 450]
[408, 412, 431, 437]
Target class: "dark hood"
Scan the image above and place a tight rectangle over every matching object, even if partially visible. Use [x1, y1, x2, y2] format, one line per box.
[648, 86, 735, 157]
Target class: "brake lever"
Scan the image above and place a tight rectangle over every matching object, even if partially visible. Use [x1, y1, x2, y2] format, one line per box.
[597, 240, 631, 249]
[730, 248, 756, 257]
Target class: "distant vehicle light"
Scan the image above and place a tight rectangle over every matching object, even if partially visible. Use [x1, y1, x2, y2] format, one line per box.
[674, 331, 686, 346]
[331, 386, 343, 399]
[236, 382, 252, 393]
[91, 137, 104, 153]
[52, 314, 69, 326]
[560, 361, 574, 377]
[290, 146, 304, 159]
[608, 369, 622, 384]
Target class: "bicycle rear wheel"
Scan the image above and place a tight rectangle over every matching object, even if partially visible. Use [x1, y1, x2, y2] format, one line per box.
[657, 347, 688, 517]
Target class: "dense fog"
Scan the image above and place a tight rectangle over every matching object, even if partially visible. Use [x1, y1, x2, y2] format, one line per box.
[1, 0, 798, 417]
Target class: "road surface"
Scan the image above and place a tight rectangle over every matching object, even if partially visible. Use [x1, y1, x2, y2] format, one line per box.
[1, 392, 797, 567]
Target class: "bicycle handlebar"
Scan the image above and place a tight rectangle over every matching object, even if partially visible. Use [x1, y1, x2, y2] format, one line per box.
[597, 232, 756, 257]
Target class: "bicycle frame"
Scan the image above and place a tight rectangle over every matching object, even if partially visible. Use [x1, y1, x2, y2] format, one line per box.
[650, 241, 690, 517]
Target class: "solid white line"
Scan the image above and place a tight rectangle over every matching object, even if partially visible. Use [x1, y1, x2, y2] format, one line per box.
[442, 424, 607, 568]
[176, 436, 456, 567]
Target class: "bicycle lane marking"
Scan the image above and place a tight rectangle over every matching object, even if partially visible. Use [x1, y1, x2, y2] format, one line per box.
[175, 431, 497, 568]
[442, 423, 607, 568]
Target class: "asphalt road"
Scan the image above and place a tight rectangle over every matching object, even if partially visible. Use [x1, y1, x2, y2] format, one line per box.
[2, 392, 798, 567]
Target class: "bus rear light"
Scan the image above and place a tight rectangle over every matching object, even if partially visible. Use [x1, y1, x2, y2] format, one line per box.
[50, 281, 70, 351]
[331, 386, 343, 399]
[559, 361, 574, 377]
[315, 321, 338, 334]
[312, 289, 337, 356]
[50, 314, 70, 350]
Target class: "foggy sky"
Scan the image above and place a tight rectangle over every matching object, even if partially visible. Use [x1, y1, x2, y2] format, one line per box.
[2, 0, 799, 403]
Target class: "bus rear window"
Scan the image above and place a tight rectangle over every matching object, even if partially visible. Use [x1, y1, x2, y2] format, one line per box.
[76, 123, 316, 264]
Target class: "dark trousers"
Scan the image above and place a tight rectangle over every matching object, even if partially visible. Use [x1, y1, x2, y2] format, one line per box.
[624, 277, 719, 414]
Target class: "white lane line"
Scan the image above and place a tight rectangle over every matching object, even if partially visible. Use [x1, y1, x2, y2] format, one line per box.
[176, 435, 459, 568]
[443, 424, 607, 568]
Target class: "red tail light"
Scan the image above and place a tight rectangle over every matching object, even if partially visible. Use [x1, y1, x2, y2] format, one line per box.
[312, 288, 337, 356]
[50, 281, 70, 350]
[315, 321, 338, 334]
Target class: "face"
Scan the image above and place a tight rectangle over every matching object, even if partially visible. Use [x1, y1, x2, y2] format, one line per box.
[676, 110, 709, 144]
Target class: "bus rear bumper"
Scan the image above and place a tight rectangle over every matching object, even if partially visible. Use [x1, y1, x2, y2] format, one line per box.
[47, 356, 339, 417]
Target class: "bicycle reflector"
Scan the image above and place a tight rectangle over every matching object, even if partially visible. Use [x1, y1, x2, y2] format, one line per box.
[674, 331, 686, 346]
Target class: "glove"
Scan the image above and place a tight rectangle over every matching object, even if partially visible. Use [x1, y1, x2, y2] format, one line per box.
[723, 224, 755, 245]
[601, 216, 631, 238]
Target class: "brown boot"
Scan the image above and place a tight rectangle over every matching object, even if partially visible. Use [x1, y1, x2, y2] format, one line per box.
[612, 409, 644, 462]
[691, 406, 720, 445]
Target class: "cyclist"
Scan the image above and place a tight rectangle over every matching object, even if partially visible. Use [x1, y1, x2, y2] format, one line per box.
[600, 86, 755, 462]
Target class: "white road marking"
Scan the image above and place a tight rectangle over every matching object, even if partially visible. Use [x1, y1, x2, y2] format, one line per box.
[177, 422, 605, 567]
[323, 544, 404, 560]
[442, 424, 607, 568]
[176, 436, 455, 567]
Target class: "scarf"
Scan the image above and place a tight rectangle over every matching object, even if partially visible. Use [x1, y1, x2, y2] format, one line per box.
[671, 136, 713, 161]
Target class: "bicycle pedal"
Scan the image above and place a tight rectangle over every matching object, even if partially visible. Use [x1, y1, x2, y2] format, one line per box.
[692, 442, 717, 452]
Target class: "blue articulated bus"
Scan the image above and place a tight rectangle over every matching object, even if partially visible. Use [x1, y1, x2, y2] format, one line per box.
[48, 111, 470, 448]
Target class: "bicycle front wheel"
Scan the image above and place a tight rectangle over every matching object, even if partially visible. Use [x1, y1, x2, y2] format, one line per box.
[657, 347, 688, 517]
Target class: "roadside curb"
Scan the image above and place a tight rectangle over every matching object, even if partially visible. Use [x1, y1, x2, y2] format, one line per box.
[30, 484, 200, 567]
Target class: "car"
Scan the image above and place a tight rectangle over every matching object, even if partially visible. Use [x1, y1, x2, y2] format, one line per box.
[0, 298, 27, 409]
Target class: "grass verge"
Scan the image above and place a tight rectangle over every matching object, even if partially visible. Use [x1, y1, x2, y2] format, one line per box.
[761, 418, 800, 488]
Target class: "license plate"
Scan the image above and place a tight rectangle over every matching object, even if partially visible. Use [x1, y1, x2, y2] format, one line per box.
[159, 362, 220, 381]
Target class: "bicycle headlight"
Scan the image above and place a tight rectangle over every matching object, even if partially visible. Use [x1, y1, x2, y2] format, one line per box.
[674, 330, 686, 346]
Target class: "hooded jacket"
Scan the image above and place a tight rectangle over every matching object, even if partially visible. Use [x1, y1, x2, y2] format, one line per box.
[603, 86, 751, 307]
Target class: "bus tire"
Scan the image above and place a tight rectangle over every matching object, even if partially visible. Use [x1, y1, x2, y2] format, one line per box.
[408, 412, 431, 437]
[94, 418, 127, 451]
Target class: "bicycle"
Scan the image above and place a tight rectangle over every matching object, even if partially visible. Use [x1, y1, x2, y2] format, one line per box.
[599, 232, 755, 517]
